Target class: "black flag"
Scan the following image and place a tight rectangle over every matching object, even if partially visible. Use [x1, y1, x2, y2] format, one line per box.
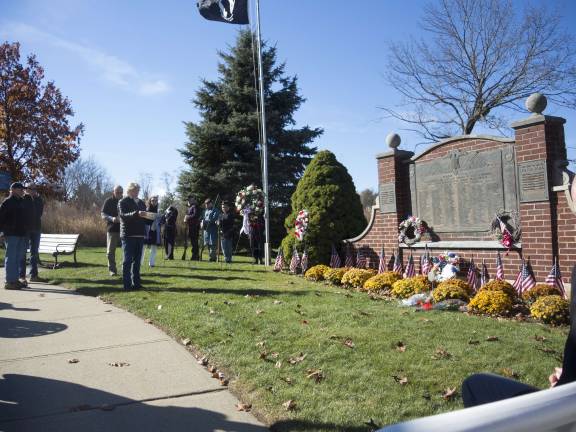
[197, 0, 249, 24]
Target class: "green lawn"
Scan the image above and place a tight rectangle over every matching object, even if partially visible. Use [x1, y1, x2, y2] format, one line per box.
[42, 248, 567, 431]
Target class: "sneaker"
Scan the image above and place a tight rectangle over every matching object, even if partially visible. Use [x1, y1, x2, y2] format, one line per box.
[30, 275, 48, 283]
[4, 281, 21, 290]
[18, 279, 28, 288]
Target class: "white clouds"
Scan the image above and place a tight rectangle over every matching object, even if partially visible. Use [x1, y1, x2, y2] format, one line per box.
[1, 22, 171, 96]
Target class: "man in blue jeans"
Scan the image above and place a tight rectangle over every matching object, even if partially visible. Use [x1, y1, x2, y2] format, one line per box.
[0, 182, 28, 290]
[19, 183, 45, 283]
[118, 182, 147, 291]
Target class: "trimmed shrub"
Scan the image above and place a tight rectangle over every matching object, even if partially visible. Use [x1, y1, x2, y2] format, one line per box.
[304, 264, 331, 281]
[437, 278, 473, 295]
[341, 268, 376, 289]
[468, 290, 514, 316]
[432, 284, 470, 303]
[391, 276, 431, 299]
[523, 284, 563, 305]
[480, 279, 517, 300]
[363, 272, 402, 292]
[530, 295, 570, 326]
[281, 151, 366, 266]
[324, 267, 349, 285]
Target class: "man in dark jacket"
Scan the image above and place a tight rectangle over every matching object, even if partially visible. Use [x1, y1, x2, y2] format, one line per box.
[118, 183, 146, 291]
[0, 182, 28, 290]
[19, 183, 44, 283]
[101, 185, 123, 276]
[184, 196, 201, 260]
[162, 206, 178, 260]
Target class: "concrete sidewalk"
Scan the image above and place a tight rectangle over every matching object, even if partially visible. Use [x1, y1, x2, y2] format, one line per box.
[0, 269, 267, 432]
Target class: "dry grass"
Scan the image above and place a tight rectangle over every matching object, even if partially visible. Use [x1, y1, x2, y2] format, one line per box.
[42, 201, 106, 246]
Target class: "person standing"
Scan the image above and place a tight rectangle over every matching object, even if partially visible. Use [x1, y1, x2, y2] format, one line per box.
[19, 183, 44, 283]
[249, 213, 265, 264]
[184, 196, 201, 260]
[118, 183, 146, 291]
[161, 205, 178, 260]
[101, 185, 123, 276]
[218, 201, 235, 264]
[0, 182, 28, 290]
[202, 198, 220, 262]
[143, 196, 161, 267]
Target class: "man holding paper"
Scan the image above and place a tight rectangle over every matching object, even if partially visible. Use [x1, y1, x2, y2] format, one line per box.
[118, 182, 147, 291]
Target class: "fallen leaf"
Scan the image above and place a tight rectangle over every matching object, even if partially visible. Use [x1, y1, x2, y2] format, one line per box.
[68, 358, 79, 364]
[468, 339, 480, 345]
[314, 292, 322, 297]
[301, 319, 309, 325]
[108, 361, 130, 367]
[442, 387, 457, 400]
[288, 353, 306, 364]
[105, 310, 112, 313]
[433, 348, 451, 359]
[395, 341, 406, 352]
[486, 336, 499, 342]
[296, 304, 302, 308]
[208, 366, 217, 373]
[197, 357, 208, 366]
[343, 338, 355, 349]
[273, 300, 282, 305]
[223, 300, 233, 305]
[157, 305, 162, 310]
[209, 309, 216, 314]
[270, 352, 279, 359]
[259, 352, 268, 360]
[275, 361, 282, 369]
[499, 368, 520, 379]
[211, 371, 219, 378]
[392, 375, 408, 385]
[280, 377, 293, 385]
[282, 399, 296, 411]
[181, 338, 191, 346]
[145, 319, 153, 324]
[306, 368, 325, 383]
[534, 335, 547, 342]
[256, 341, 266, 347]
[256, 309, 264, 315]
[236, 403, 252, 412]
[219, 379, 229, 386]
[39, 293, 45, 297]
[419, 318, 432, 323]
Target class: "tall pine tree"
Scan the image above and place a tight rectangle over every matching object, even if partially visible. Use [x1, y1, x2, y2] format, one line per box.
[178, 30, 322, 243]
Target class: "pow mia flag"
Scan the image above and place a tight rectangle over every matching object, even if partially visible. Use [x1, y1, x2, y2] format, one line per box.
[197, 0, 249, 24]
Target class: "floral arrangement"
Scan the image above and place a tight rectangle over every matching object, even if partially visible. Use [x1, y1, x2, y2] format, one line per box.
[398, 216, 427, 245]
[235, 185, 264, 216]
[341, 268, 376, 289]
[468, 290, 514, 316]
[522, 284, 563, 305]
[324, 267, 349, 285]
[391, 275, 431, 299]
[479, 279, 517, 300]
[432, 284, 470, 303]
[429, 252, 461, 282]
[363, 272, 402, 293]
[294, 209, 309, 241]
[490, 212, 521, 249]
[530, 295, 570, 326]
[437, 279, 473, 295]
[304, 264, 331, 281]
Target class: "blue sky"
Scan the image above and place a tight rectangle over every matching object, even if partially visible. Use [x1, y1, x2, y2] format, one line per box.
[1, 0, 575, 195]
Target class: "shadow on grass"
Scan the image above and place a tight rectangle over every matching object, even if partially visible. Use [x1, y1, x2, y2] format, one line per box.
[270, 420, 372, 432]
[143, 273, 258, 282]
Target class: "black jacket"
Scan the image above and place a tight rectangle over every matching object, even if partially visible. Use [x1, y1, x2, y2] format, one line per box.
[101, 197, 120, 233]
[21, 194, 36, 233]
[30, 195, 44, 232]
[0, 195, 27, 236]
[118, 197, 146, 238]
[219, 212, 235, 239]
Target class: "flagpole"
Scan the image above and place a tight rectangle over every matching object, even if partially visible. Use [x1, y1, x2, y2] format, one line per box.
[255, 0, 270, 266]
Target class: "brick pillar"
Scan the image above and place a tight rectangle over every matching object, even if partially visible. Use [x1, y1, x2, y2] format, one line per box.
[511, 113, 566, 280]
[376, 142, 414, 254]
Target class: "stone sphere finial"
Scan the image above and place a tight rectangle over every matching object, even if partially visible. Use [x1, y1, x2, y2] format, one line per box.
[525, 93, 547, 114]
[386, 133, 401, 149]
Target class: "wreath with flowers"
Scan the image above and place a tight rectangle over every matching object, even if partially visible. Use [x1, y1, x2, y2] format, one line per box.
[235, 185, 265, 217]
[490, 211, 521, 250]
[294, 209, 309, 241]
[398, 216, 427, 246]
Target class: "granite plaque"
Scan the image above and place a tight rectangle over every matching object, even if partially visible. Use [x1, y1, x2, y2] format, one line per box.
[379, 182, 396, 213]
[518, 160, 548, 202]
[412, 146, 518, 232]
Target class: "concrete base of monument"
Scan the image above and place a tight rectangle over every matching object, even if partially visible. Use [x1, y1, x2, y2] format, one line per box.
[399, 240, 521, 250]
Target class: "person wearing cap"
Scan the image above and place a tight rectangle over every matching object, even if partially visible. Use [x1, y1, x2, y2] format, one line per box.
[19, 183, 45, 283]
[118, 182, 147, 291]
[0, 182, 28, 290]
[201, 198, 220, 262]
[184, 196, 201, 261]
[101, 185, 123, 276]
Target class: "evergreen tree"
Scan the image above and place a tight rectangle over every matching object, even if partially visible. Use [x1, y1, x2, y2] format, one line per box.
[178, 31, 322, 243]
[281, 150, 366, 266]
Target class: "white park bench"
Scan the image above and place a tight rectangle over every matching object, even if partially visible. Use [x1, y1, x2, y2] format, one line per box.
[37, 234, 80, 269]
[378, 380, 576, 432]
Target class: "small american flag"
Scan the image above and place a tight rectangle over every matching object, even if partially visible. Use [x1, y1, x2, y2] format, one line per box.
[545, 258, 566, 298]
[522, 259, 537, 293]
[512, 260, 524, 293]
[480, 259, 489, 287]
[273, 247, 284, 272]
[393, 250, 403, 274]
[356, 247, 366, 268]
[421, 247, 431, 275]
[495, 251, 504, 280]
[467, 259, 479, 292]
[289, 248, 300, 274]
[403, 253, 416, 278]
[344, 244, 355, 267]
[300, 249, 309, 274]
[377, 247, 386, 274]
[330, 244, 341, 268]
